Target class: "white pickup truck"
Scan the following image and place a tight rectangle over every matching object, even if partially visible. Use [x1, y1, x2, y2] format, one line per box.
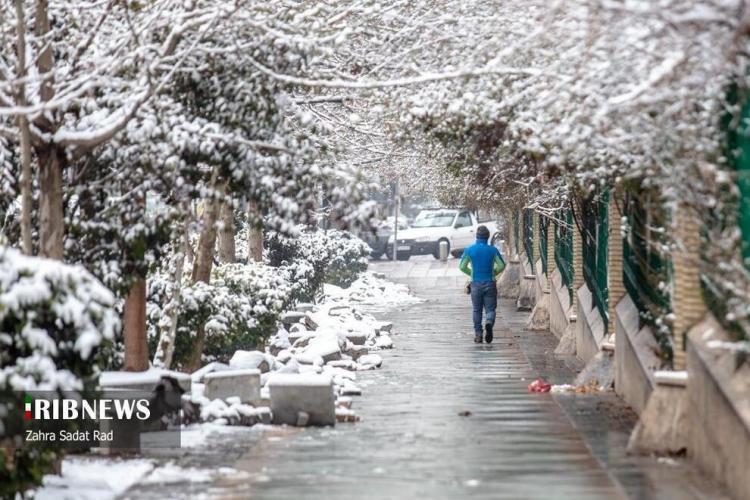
[387, 208, 502, 260]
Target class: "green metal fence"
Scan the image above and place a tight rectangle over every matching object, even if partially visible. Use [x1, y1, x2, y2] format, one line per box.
[622, 189, 673, 356]
[539, 215, 549, 275]
[554, 210, 574, 301]
[710, 82, 750, 341]
[725, 83, 750, 267]
[523, 208, 534, 269]
[513, 211, 520, 255]
[580, 190, 609, 325]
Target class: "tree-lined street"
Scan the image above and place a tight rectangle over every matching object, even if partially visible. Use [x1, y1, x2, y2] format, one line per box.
[1, 1, 749, 498]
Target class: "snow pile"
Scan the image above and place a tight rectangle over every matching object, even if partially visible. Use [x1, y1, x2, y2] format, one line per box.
[322, 272, 421, 308]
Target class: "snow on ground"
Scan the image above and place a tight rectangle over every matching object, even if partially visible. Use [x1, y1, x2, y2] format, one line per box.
[35, 456, 155, 500]
[322, 271, 422, 308]
[36, 271, 419, 497]
[35, 454, 250, 498]
[180, 421, 265, 448]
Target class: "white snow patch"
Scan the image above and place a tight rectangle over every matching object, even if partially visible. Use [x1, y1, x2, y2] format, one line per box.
[35, 457, 154, 500]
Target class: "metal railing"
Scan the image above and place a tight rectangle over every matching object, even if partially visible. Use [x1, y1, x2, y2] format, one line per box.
[554, 210, 574, 301]
[580, 189, 609, 325]
[513, 211, 520, 255]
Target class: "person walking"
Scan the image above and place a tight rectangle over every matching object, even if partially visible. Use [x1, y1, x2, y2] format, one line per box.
[459, 225, 506, 343]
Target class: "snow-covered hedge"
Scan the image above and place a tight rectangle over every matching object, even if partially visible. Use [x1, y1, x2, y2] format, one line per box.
[267, 229, 369, 302]
[148, 261, 292, 367]
[0, 247, 119, 494]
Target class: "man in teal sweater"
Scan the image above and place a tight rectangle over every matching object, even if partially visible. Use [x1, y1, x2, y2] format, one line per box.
[459, 225, 506, 343]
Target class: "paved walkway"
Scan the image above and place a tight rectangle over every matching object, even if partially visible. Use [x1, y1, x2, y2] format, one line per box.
[127, 257, 722, 500]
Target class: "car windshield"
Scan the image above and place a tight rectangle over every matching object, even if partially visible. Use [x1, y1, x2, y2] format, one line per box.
[411, 211, 457, 228]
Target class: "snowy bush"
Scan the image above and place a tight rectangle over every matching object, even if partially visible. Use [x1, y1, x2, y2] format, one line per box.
[266, 229, 369, 302]
[148, 262, 292, 367]
[0, 247, 119, 494]
[321, 230, 370, 288]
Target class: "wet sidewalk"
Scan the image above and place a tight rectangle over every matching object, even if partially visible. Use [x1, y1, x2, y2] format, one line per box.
[127, 257, 721, 500]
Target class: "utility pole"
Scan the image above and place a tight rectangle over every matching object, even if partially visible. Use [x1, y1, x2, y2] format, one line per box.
[392, 178, 400, 261]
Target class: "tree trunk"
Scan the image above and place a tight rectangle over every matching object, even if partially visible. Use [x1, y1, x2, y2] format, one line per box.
[37, 147, 64, 259]
[153, 224, 188, 369]
[247, 201, 263, 262]
[187, 194, 222, 370]
[15, 0, 33, 255]
[123, 278, 149, 371]
[218, 201, 236, 263]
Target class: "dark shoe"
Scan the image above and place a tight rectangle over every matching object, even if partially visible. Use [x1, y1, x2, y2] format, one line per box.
[484, 323, 493, 344]
[474, 333, 483, 343]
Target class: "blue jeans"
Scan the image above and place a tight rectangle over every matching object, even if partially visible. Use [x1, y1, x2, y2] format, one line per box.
[470, 281, 497, 334]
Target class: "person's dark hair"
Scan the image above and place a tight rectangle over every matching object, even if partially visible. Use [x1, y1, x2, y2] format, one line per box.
[476, 225, 490, 240]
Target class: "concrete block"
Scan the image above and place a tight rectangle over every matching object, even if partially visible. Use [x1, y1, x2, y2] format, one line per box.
[345, 332, 367, 345]
[516, 274, 536, 311]
[281, 311, 306, 328]
[526, 289, 550, 331]
[627, 375, 689, 455]
[204, 369, 261, 404]
[554, 319, 577, 356]
[305, 336, 342, 363]
[498, 258, 521, 298]
[268, 374, 336, 426]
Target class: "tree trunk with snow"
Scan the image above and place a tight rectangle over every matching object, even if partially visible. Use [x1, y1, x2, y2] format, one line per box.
[33, 0, 65, 260]
[247, 201, 263, 262]
[187, 191, 223, 370]
[153, 221, 189, 369]
[123, 278, 149, 371]
[15, 0, 33, 255]
[218, 201, 236, 263]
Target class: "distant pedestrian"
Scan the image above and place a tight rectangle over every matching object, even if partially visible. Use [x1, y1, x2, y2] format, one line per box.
[459, 225, 506, 343]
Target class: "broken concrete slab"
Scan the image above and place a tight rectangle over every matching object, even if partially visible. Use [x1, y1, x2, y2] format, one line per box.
[281, 311, 306, 328]
[358, 353, 383, 368]
[229, 350, 273, 373]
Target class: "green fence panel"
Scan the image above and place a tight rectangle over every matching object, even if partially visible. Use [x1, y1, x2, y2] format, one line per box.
[581, 189, 609, 325]
[622, 189, 673, 356]
[523, 208, 534, 269]
[540, 215, 549, 275]
[554, 210, 574, 301]
[513, 211, 520, 255]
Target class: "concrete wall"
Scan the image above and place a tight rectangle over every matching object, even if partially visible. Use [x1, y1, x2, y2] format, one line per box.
[613, 294, 660, 415]
[575, 284, 605, 363]
[548, 270, 571, 340]
[687, 314, 750, 500]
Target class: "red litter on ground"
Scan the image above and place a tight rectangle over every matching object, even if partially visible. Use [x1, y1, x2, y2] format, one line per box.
[528, 378, 551, 393]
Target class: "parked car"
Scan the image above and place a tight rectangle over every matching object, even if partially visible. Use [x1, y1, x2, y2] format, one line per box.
[361, 218, 408, 259]
[386, 208, 502, 260]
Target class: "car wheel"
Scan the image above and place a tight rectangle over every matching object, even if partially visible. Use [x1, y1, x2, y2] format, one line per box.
[396, 250, 411, 261]
[370, 251, 384, 260]
[450, 249, 462, 258]
[433, 239, 450, 259]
